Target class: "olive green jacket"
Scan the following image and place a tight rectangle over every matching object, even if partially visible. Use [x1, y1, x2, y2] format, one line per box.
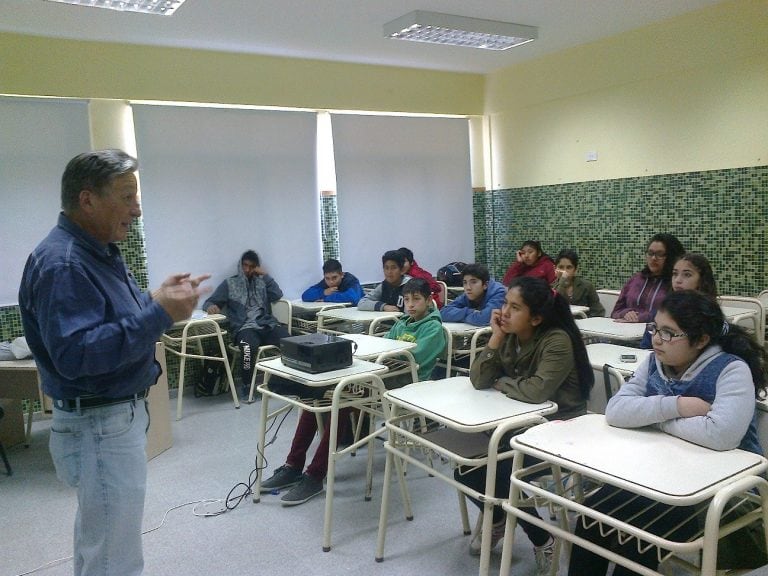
[470, 327, 587, 421]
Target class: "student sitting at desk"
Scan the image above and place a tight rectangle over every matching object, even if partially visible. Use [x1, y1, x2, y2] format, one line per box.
[551, 248, 605, 317]
[398, 246, 443, 308]
[440, 263, 506, 327]
[611, 233, 685, 323]
[259, 278, 445, 505]
[357, 250, 410, 312]
[568, 290, 768, 576]
[502, 240, 556, 287]
[456, 277, 593, 574]
[383, 278, 446, 388]
[301, 258, 363, 305]
[203, 250, 288, 397]
[638, 252, 718, 348]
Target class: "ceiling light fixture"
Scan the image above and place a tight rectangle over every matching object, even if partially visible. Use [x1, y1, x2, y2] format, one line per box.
[384, 10, 537, 51]
[43, 0, 186, 16]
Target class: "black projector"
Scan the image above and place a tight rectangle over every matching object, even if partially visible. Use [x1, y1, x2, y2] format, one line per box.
[280, 333, 354, 374]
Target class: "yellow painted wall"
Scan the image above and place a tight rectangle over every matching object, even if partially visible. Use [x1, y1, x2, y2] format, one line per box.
[485, 0, 768, 188]
[0, 32, 484, 115]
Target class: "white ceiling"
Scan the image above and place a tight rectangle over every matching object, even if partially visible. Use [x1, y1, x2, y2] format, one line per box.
[1, 0, 725, 74]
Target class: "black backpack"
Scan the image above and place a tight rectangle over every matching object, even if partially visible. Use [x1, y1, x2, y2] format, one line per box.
[195, 360, 228, 397]
[437, 262, 467, 287]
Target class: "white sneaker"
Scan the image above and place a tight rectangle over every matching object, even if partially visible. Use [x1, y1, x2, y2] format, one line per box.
[534, 537, 555, 576]
[468, 520, 505, 556]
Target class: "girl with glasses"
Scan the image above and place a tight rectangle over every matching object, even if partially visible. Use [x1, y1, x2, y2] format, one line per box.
[611, 233, 685, 322]
[568, 290, 768, 576]
[638, 252, 718, 348]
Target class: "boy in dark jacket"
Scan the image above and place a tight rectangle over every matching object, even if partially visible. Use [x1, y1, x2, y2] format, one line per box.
[357, 250, 410, 312]
[301, 259, 363, 305]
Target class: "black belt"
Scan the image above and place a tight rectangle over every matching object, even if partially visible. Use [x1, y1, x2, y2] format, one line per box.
[54, 389, 149, 413]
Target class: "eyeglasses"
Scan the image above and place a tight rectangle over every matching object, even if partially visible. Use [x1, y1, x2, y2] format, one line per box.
[645, 250, 667, 259]
[646, 322, 686, 343]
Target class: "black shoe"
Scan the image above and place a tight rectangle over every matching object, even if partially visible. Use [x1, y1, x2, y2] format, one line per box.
[280, 474, 324, 506]
[259, 465, 302, 493]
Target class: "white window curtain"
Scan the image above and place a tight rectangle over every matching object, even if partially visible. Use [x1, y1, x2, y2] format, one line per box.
[331, 114, 474, 284]
[132, 105, 320, 299]
[0, 97, 91, 305]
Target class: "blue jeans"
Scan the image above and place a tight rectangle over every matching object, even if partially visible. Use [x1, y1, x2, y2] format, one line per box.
[50, 399, 149, 576]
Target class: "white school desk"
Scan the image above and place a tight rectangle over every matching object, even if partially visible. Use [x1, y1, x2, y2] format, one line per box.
[499, 414, 768, 576]
[575, 317, 646, 342]
[162, 312, 238, 419]
[339, 333, 418, 384]
[375, 377, 557, 576]
[290, 299, 350, 334]
[316, 308, 402, 336]
[586, 343, 653, 376]
[253, 357, 389, 552]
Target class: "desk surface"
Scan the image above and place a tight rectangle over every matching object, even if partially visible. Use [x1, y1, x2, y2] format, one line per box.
[442, 322, 488, 335]
[317, 308, 402, 322]
[290, 299, 351, 311]
[170, 312, 227, 330]
[256, 356, 387, 386]
[512, 413, 767, 504]
[0, 359, 38, 371]
[586, 343, 652, 374]
[338, 333, 416, 359]
[385, 376, 557, 431]
[575, 317, 646, 341]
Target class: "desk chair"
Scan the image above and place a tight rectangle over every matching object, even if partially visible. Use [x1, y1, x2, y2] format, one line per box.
[368, 316, 398, 337]
[255, 371, 389, 552]
[596, 289, 621, 318]
[587, 364, 626, 414]
[162, 318, 239, 420]
[292, 302, 346, 335]
[759, 290, 768, 341]
[437, 325, 492, 378]
[436, 280, 448, 307]
[718, 295, 765, 346]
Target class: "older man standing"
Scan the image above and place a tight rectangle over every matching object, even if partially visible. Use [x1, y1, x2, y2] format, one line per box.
[19, 149, 208, 576]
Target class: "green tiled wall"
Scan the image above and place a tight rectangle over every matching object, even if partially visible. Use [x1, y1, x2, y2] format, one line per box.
[474, 165, 768, 296]
[320, 195, 340, 261]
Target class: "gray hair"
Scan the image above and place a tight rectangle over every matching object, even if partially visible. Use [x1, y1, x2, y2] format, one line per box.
[61, 149, 138, 212]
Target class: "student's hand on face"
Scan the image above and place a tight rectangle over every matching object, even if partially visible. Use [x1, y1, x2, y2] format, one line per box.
[676, 396, 711, 418]
[323, 286, 338, 296]
[516, 250, 524, 263]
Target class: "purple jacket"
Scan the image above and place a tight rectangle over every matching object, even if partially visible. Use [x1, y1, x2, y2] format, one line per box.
[611, 272, 669, 323]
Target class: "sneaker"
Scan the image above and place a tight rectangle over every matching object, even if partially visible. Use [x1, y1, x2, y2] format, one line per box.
[280, 474, 324, 506]
[534, 537, 556, 576]
[469, 520, 505, 556]
[259, 465, 302, 493]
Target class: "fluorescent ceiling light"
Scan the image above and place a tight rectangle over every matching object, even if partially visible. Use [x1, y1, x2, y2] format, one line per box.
[384, 10, 537, 51]
[43, 0, 186, 15]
